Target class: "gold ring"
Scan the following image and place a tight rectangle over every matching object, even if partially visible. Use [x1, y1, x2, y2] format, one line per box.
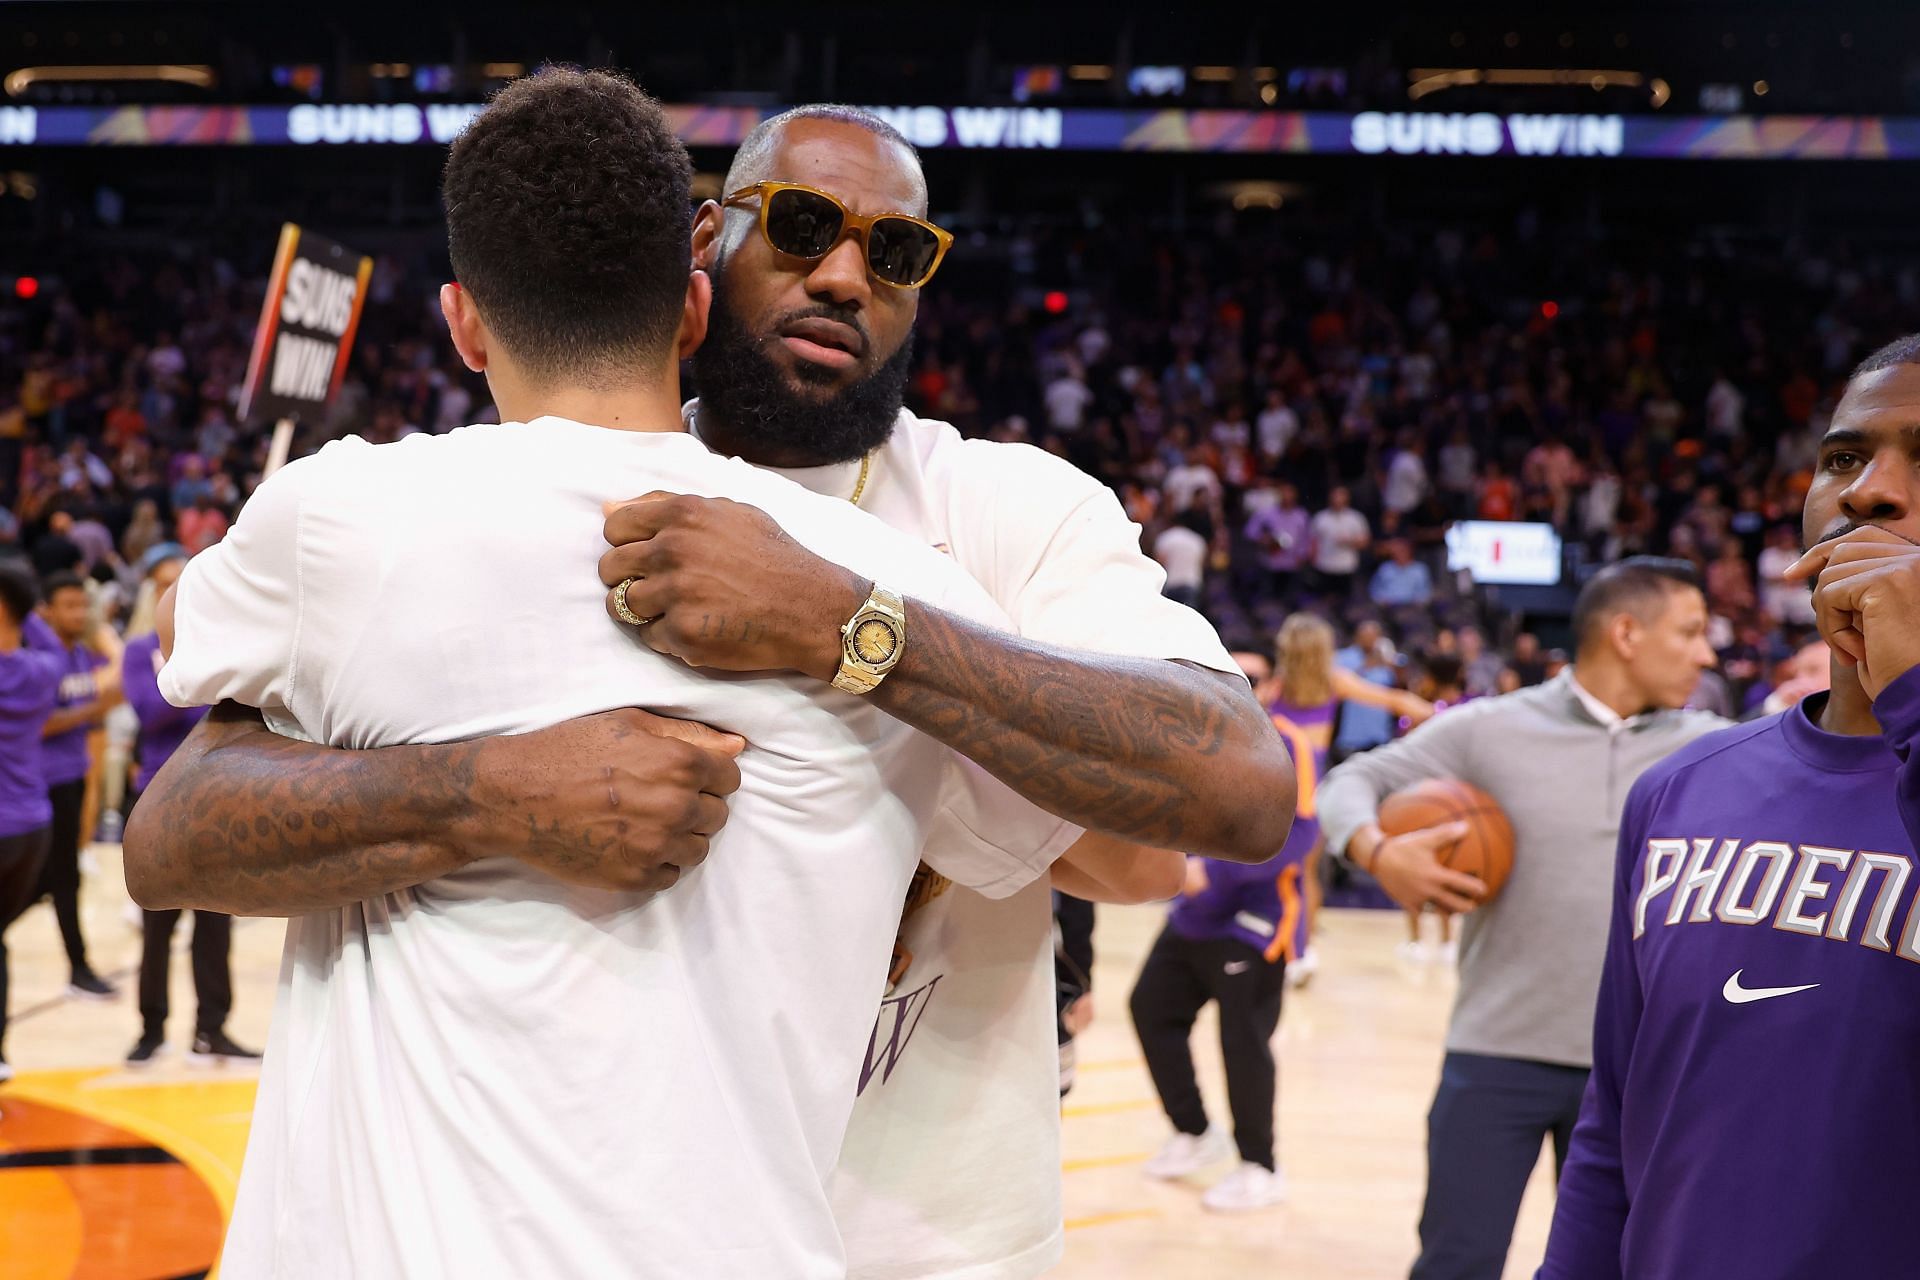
[610, 578, 656, 627]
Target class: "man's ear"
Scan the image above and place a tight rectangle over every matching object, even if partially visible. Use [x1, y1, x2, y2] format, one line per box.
[439, 282, 489, 373]
[677, 269, 712, 361]
[692, 201, 724, 273]
[1609, 611, 1640, 661]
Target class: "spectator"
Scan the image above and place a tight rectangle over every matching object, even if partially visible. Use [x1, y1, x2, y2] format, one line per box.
[1705, 540, 1756, 617]
[1383, 432, 1430, 516]
[1044, 362, 1094, 434]
[1163, 447, 1223, 516]
[1757, 524, 1816, 625]
[1510, 632, 1548, 686]
[1458, 627, 1504, 697]
[1243, 482, 1312, 601]
[1332, 621, 1402, 759]
[1256, 388, 1298, 462]
[1311, 486, 1371, 599]
[1370, 539, 1434, 609]
[1154, 510, 1210, 610]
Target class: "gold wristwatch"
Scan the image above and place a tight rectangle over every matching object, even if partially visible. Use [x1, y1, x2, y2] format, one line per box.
[833, 585, 907, 695]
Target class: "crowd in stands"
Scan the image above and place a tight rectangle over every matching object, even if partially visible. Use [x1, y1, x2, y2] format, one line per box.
[4, 206, 1900, 730]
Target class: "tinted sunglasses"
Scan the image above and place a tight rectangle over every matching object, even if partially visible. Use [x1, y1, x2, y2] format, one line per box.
[723, 181, 954, 290]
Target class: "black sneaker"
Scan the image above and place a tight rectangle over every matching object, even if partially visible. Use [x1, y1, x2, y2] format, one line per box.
[126, 1035, 166, 1069]
[67, 971, 118, 1001]
[188, 1030, 261, 1065]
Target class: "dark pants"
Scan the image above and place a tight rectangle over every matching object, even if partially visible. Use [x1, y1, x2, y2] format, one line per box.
[36, 777, 91, 976]
[0, 825, 52, 1059]
[139, 908, 233, 1040]
[1129, 926, 1285, 1170]
[128, 791, 234, 1040]
[1410, 1051, 1591, 1280]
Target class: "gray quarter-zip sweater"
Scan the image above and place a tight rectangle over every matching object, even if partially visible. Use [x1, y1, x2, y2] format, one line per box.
[1319, 670, 1728, 1068]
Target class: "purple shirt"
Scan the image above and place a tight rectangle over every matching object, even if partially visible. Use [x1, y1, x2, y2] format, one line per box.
[0, 639, 62, 837]
[26, 613, 106, 787]
[121, 631, 206, 793]
[1243, 505, 1312, 573]
[1170, 697, 1333, 957]
[1540, 671, 1920, 1280]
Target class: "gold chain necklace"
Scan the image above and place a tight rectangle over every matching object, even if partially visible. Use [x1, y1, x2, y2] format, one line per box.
[695, 403, 873, 506]
[849, 451, 873, 506]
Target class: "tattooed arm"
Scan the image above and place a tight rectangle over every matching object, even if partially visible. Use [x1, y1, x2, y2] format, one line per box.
[871, 605, 1294, 860]
[123, 701, 744, 916]
[597, 495, 1295, 862]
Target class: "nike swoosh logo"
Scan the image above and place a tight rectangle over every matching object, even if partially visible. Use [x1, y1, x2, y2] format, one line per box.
[1224, 961, 1251, 975]
[1723, 969, 1820, 1005]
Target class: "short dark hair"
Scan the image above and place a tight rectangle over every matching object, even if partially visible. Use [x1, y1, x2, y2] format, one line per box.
[1572, 557, 1700, 653]
[724, 105, 924, 212]
[1851, 333, 1920, 381]
[0, 563, 36, 627]
[442, 67, 693, 385]
[41, 570, 86, 602]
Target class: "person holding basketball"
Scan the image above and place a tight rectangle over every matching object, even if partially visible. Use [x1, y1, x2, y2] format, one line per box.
[1539, 337, 1920, 1279]
[1319, 559, 1723, 1280]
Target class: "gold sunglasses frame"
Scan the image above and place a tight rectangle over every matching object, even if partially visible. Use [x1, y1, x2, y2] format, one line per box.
[722, 180, 955, 290]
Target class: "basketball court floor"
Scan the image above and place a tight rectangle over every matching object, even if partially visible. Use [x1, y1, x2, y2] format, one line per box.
[2, 845, 1556, 1280]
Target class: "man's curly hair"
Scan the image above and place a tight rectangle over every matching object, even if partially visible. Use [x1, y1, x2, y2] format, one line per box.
[442, 67, 692, 386]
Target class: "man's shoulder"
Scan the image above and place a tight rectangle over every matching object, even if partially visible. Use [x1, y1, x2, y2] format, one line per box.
[1628, 713, 1780, 807]
[884, 410, 1108, 504]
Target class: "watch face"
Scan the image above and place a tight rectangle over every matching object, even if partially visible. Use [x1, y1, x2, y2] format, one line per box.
[853, 617, 898, 665]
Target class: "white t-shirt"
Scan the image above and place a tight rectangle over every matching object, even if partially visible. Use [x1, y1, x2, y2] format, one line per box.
[1256, 404, 1298, 457]
[1311, 507, 1370, 574]
[1758, 544, 1816, 624]
[1162, 464, 1221, 514]
[1043, 377, 1093, 431]
[729, 405, 1237, 1280]
[162, 419, 1064, 1280]
[1383, 449, 1428, 514]
[1152, 525, 1209, 591]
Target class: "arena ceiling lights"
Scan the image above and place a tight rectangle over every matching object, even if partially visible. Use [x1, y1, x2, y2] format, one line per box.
[1407, 67, 1672, 109]
[2, 65, 216, 98]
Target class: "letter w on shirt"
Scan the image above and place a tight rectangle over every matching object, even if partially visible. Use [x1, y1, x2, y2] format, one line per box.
[859, 975, 943, 1095]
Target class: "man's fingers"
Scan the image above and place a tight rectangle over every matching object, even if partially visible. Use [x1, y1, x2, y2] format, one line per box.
[598, 540, 667, 588]
[643, 714, 746, 759]
[690, 793, 731, 837]
[1405, 820, 1472, 850]
[1787, 527, 1919, 580]
[603, 492, 695, 548]
[606, 575, 673, 629]
[1429, 887, 1483, 916]
[1430, 867, 1487, 901]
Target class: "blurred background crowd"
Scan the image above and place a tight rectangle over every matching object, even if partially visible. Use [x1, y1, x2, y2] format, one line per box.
[2, 200, 1860, 748]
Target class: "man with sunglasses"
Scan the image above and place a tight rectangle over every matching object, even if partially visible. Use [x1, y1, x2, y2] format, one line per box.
[132, 102, 1295, 1280]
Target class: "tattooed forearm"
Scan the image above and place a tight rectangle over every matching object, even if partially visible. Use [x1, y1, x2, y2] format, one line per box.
[873, 605, 1296, 861]
[123, 702, 480, 916]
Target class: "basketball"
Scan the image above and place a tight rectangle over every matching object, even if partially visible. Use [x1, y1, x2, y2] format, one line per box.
[1377, 779, 1516, 905]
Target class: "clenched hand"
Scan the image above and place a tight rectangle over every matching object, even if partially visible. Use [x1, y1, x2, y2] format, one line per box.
[463, 708, 744, 895]
[599, 493, 868, 681]
[1786, 526, 1920, 700]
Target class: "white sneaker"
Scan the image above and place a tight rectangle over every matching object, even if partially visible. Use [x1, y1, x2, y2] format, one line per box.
[1202, 1161, 1287, 1212]
[1285, 946, 1320, 989]
[1439, 940, 1459, 967]
[1396, 939, 1433, 966]
[1144, 1126, 1234, 1179]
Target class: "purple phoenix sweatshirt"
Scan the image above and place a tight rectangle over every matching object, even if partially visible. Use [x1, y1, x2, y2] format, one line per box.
[120, 631, 206, 794]
[1539, 668, 1920, 1280]
[25, 612, 105, 787]
[0, 635, 63, 838]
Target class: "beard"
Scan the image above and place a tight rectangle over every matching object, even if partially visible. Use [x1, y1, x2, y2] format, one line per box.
[690, 275, 914, 466]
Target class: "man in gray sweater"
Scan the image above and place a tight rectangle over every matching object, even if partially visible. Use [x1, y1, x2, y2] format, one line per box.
[1319, 559, 1726, 1280]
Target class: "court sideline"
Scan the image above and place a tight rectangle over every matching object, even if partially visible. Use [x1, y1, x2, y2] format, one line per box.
[0, 845, 1556, 1280]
